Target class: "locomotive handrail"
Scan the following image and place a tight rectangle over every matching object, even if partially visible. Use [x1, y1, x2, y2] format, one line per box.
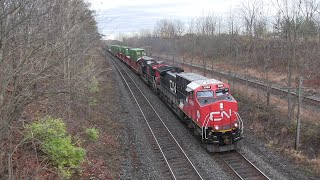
[202, 114, 211, 139]
[234, 112, 244, 134]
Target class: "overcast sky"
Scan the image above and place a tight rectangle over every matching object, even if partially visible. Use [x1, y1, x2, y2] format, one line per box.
[86, 0, 273, 40]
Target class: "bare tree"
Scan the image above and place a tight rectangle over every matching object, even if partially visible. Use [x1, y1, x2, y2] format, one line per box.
[240, 0, 266, 86]
[0, 0, 100, 177]
[274, 0, 304, 123]
[154, 19, 185, 64]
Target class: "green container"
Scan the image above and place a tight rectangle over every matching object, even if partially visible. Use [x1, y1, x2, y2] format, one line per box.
[110, 45, 120, 55]
[129, 48, 146, 61]
[120, 46, 130, 56]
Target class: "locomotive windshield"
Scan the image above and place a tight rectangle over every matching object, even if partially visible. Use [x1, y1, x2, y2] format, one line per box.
[197, 91, 214, 98]
[197, 91, 214, 105]
[197, 89, 233, 106]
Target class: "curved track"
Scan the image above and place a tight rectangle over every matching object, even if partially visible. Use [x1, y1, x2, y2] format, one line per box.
[154, 56, 320, 108]
[219, 151, 270, 180]
[106, 52, 203, 180]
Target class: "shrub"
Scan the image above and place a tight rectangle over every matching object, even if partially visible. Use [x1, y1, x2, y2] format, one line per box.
[85, 128, 99, 141]
[42, 136, 86, 178]
[26, 116, 66, 141]
[89, 98, 98, 106]
[26, 117, 86, 179]
[89, 76, 99, 93]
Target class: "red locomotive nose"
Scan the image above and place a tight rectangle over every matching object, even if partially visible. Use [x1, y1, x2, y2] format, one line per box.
[201, 100, 238, 131]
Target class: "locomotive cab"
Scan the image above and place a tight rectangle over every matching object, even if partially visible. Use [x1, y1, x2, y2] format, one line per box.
[176, 74, 243, 152]
[204, 87, 240, 145]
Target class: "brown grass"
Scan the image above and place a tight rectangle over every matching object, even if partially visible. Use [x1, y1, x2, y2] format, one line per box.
[176, 54, 320, 93]
[283, 149, 320, 175]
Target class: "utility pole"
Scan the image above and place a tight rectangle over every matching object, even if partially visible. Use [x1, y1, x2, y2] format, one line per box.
[173, 35, 175, 65]
[266, 82, 271, 107]
[295, 77, 303, 150]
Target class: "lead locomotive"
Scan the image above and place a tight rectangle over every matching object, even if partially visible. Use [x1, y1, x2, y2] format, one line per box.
[108, 45, 243, 152]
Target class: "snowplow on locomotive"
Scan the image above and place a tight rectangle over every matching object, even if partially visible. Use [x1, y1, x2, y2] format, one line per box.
[108, 45, 243, 152]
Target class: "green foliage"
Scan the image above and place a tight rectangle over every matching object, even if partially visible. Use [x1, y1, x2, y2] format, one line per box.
[26, 117, 86, 179]
[89, 76, 99, 106]
[85, 128, 99, 141]
[89, 76, 99, 93]
[42, 136, 86, 178]
[26, 117, 66, 141]
[89, 98, 98, 107]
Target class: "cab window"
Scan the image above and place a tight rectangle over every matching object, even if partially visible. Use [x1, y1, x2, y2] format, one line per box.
[197, 91, 213, 98]
[216, 88, 229, 97]
[196, 91, 214, 105]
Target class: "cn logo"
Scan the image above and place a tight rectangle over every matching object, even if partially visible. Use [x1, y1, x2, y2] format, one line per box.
[208, 109, 232, 121]
[169, 80, 176, 93]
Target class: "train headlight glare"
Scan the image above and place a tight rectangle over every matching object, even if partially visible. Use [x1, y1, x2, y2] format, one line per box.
[214, 126, 219, 130]
[234, 122, 238, 128]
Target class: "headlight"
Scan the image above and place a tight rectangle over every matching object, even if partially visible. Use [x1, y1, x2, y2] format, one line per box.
[233, 121, 239, 128]
[214, 126, 220, 131]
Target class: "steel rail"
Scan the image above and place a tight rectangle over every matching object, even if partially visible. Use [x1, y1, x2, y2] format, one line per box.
[219, 151, 270, 180]
[105, 51, 203, 180]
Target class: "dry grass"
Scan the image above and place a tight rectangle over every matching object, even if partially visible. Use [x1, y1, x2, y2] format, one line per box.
[310, 159, 320, 174]
[283, 149, 320, 175]
[284, 149, 306, 163]
[157, 52, 320, 94]
[178, 55, 320, 93]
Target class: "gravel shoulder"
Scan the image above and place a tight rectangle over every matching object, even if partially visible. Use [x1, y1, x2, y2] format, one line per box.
[240, 134, 310, 180]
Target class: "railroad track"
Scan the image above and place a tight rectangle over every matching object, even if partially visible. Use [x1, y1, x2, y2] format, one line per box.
[219, 151, 270, 180]
[154, 56, 320, 108]
[105, 52, 203, 180]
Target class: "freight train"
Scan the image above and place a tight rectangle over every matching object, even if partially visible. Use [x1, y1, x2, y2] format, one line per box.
[107, 45, 243, 152]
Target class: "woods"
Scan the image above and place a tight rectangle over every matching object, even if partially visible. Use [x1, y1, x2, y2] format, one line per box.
[0, 0, 101, 178]
[121, 0, 320, 121]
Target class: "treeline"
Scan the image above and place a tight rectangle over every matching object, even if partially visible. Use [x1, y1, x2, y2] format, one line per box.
[119, 0, 320, 124]
[0, 0, 100, 178]
[121, 0, 320, 81]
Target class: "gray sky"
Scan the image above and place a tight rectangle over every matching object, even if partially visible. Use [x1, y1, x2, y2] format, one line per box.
[86, 0, 274, 39]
